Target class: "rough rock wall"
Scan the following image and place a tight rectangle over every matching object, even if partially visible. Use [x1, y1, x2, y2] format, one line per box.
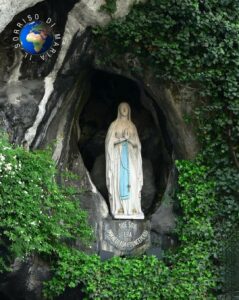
[0, 0, 199, 299]
[0, 0, 41, 32]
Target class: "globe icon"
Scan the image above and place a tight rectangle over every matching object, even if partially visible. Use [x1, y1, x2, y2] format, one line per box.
[19, 21, 54, 55]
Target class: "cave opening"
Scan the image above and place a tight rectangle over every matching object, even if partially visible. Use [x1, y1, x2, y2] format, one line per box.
[78, 70, 173, 215]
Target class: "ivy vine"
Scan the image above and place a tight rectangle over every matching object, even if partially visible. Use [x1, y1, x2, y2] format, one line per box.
[100, 0, 117, 15]
[43, 158, 217, 299]
[1, 0, 239, 298]
[92, 0, 239, 296]
[0, 132, 93, 284]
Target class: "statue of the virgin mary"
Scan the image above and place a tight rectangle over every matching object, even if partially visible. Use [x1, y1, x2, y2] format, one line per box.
[105, 102, 144, 219]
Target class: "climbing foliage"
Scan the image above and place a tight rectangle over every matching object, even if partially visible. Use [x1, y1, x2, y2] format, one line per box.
[0, 132, 93, 275]
[0, 133, 216, 299]
[92, 0, 239, 296]
[100, 0, 117, 15]
[43, 158, 216, 299]
[1, 0, 239, 298]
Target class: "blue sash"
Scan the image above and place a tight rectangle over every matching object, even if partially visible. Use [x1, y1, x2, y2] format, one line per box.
[120, 141, 130, 200]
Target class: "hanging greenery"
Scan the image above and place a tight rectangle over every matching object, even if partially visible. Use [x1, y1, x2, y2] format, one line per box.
[1, 0, 238, 298]
[0, 132, 93, 280]
[43, 158, 216, 299]
[91, 0, 239, 297]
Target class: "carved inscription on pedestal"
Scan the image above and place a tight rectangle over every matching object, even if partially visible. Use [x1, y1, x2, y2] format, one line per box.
[103, 220, 150, 252]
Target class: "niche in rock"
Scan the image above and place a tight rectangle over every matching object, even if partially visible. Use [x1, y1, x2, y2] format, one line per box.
[78, 71, 172, 216]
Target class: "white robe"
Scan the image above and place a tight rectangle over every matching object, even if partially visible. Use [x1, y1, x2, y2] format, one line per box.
[105, 119, 144, 219]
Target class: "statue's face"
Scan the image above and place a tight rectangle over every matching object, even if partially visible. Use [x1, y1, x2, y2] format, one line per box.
[119, 103, 129, 117]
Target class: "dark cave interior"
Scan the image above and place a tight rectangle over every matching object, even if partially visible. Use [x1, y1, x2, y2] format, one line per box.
[78, 70, 173, 215]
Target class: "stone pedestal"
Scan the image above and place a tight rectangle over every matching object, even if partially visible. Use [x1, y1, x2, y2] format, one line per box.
[101, 219, 150, 256]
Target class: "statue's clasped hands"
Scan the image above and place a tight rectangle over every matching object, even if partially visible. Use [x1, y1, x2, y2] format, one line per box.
[123, 129, 130, 140]
[115, 130, 130, 142]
